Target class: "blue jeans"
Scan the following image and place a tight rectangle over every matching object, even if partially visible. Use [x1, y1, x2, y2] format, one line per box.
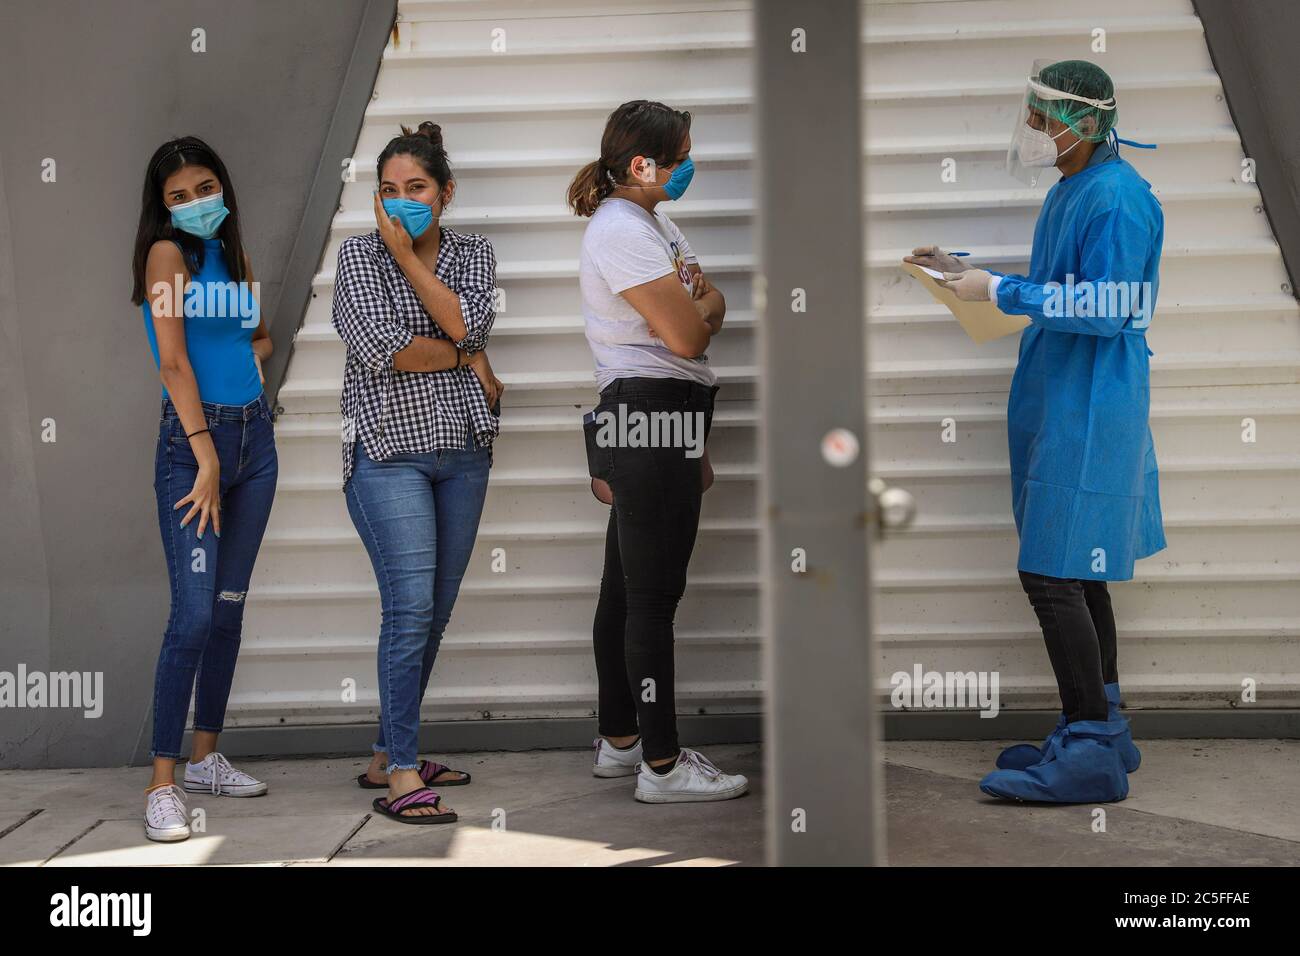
[344, 435, 490, 772]
[151, 395, 278, 759]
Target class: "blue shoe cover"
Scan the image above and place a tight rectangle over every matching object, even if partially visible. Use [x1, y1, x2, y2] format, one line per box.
[1104, 682, 1141, 773]
[980, 719, 1130, 804]
[995, 711, 1067, 770]
[997, 686, 1141, 773]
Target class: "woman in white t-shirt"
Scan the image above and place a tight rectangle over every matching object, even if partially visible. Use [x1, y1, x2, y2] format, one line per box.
[567, 100, 748, 803]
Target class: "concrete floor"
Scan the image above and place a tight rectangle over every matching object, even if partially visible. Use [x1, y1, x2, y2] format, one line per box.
[887, 740, 1300, 866]
[1, 740, 1296, 866]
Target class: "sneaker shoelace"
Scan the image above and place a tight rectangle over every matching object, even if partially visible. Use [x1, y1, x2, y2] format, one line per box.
[679, 749, 723, 779]
[150, 785, 186, 825]
[205, 752, 251, 793]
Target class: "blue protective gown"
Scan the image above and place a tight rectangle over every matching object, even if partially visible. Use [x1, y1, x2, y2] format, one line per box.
[993, 142, 1166, 581]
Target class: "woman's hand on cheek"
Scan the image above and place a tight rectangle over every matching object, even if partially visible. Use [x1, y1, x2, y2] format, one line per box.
[373, 191, 415, 262]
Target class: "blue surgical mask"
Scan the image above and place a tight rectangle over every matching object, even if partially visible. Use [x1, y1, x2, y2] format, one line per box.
[663, 155, 695, 200]
[169, 192, 229, 239]
[381, 196, 438, 239]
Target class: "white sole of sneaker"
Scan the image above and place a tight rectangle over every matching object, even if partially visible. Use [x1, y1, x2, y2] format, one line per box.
[144, 824, 191, 843]
[592, 763, 640, 778]
[634, 781, 749, 803]
[183, 781, 269, 797]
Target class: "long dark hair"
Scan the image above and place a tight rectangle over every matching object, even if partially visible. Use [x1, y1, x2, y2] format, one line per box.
[130, 136, 247, 305]
[567, 100, 692, 217]
[376, 121, 454, 193]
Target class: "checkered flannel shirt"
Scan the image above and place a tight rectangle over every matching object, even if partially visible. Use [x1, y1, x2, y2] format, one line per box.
[331, 228, 499, 486]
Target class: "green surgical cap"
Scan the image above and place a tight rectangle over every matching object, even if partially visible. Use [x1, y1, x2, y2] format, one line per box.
[1028, 59, 1117, 143]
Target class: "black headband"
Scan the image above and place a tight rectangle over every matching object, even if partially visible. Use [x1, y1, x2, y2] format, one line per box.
[150, 144, 206, 179]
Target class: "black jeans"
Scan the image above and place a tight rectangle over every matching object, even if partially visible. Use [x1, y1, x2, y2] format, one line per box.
[1018, 570, 1118, 723]
[589, 376, 717, 762]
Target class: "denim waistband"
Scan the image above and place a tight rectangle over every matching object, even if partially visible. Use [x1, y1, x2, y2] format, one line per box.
[161, 393, 269, 423]
[599, 376, 718, 406]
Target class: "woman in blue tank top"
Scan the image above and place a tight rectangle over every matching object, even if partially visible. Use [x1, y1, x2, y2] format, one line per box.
[130, 136, 278, 842]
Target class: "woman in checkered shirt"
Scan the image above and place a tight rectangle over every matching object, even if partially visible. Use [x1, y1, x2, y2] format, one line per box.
[331, 123, 504, 824]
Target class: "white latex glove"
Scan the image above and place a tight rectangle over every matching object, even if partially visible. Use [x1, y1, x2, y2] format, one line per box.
[904, 245, 969, 274]
[939, 268, 994, 302]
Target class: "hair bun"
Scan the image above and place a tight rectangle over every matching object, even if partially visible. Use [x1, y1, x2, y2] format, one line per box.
[398, 122, 444, 149]
[416, 121, 443, 149]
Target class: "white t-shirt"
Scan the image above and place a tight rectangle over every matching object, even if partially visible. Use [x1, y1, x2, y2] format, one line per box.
[579, 197, 716, 391]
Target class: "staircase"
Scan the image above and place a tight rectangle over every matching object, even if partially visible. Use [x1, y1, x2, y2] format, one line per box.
[230, 0, 1300, 733]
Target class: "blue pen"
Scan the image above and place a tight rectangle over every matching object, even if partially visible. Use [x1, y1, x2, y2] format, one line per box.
[949, 251, 971, 257]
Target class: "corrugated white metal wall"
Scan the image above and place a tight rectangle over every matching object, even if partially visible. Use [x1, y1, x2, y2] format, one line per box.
[233, 0, 761, 727]
[232, 0, 1299, 730]
[867, 0, 1300, 709]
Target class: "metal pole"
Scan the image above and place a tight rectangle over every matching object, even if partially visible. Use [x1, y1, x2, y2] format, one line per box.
[756, 0, 880, 865]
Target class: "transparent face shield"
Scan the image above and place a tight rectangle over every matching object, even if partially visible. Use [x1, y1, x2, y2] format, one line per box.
[1006, 58, 1116, 187]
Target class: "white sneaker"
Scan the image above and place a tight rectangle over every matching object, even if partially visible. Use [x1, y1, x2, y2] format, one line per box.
[183, 752, 268, 797]
[144, 784, 191, 842]
[634, 748, 749, 804]
[593, 736, 643, 778]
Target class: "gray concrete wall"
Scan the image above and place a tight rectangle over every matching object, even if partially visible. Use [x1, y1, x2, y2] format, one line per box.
[1194, 0, 1300, 295]
[0, 0, 392, 769]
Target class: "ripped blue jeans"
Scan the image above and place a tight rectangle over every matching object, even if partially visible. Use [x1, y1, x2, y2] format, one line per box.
[151, 395, 278, 759]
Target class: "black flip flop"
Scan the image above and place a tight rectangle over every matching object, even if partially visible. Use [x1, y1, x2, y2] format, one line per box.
[356, 758, 472, 790]
[372, 787, 458, 825]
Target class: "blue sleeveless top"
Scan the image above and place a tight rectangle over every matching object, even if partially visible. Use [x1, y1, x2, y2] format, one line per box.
[142, 238, 262, 406]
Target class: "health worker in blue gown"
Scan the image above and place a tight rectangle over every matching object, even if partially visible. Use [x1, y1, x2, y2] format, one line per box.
[906, 59, 1164, 804]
